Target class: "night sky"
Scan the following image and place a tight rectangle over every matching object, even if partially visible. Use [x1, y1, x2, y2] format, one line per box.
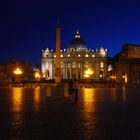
[1, 0, 140, 65]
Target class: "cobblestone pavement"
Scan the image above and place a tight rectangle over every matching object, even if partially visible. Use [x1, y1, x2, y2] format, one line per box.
[0, 87, 140, 140]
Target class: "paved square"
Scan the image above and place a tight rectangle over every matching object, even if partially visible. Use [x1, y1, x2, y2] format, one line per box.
[0, 87, 140, 140]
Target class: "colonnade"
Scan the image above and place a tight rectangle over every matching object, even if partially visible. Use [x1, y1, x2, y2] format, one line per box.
[62, 62, 83, 79]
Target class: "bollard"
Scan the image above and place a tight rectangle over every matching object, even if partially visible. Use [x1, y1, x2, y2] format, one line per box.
[64, 83, 69, 97]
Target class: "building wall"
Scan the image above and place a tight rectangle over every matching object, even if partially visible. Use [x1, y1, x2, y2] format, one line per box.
[0, 60, 38, 82]
[0, 64, 6, 82]
[110, 44, 140, 84]
[41, 47, 108, 81]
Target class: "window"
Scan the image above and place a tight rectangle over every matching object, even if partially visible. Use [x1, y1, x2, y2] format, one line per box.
[100, 62, 104, 68]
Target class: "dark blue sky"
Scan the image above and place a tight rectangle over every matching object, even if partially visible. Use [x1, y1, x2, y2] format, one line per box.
[1, 0, 140, 65]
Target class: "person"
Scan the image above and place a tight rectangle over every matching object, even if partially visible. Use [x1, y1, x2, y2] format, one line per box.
[73, 81, 79, 101]
[68, 80, 74, 95]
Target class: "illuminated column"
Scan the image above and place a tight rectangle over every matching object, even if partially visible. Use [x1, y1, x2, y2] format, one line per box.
[63, 63, 65, 79]
[65, 62, 67, 79]
[55, 23, 61, 83]
[49, 62, 53, 79]
[76, 62, 78, 79]
[41, 59, 47, 78]
[52, 61, 55, 79]
[70, 64, 72, 79]
[80, 63, 82, 79]
[104, 61, 107, 80]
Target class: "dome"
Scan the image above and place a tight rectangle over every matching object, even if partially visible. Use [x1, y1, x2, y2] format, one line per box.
[68, 30, 88, 50]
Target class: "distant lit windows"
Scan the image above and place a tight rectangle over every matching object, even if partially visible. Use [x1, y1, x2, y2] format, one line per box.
[100, 62, 104, 68]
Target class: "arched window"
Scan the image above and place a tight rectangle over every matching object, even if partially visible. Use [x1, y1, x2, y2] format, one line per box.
[100, 62, 104, 68]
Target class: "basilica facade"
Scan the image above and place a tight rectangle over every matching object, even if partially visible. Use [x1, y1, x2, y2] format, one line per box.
[41, 29, 108, 81]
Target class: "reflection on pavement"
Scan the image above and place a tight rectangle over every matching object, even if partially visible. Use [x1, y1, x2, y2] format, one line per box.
[11, 88, 23, 130]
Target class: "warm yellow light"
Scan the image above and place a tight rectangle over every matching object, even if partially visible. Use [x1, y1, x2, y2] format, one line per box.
[85, 54, 88, 57]
[100, 62, 104, 68]
[78, 54, 81, 57]
[14, 68, 22, 75]
[68, 54, 70, 57]
[122, 75, 127, 83]
[84, 74, 89, 78]
[111, 76, 116, 79]
[35, 72, 40, 79]
[84, 68, 93, 78]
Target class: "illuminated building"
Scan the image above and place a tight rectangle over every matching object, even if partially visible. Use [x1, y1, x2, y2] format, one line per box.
[41, 27, 108, 81]
[109, 44, 140, 84]
[0, 60, 39, 82]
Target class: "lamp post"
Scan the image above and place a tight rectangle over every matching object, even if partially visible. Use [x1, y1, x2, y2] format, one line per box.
[34, 72, 40, 81]
[84, 68, 93, 85]
[13, 68, 23, 82]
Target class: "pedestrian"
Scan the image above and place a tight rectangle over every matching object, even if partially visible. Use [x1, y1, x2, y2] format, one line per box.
[73, 81, 79, 101]
[68, 80, 73, 95]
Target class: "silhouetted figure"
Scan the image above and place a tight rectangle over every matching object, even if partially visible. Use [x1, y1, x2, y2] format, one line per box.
[68, 80, 74, 95]
[73, 81, 79, 101]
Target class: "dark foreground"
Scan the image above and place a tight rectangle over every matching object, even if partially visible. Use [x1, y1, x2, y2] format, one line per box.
[0, 87, 140, 140]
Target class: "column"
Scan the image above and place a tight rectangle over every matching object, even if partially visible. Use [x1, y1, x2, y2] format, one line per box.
[65, 62, 67, 79]
[70, 63, 72, 79]
[81, 63, 83, 79]
[76, 62, 78, 79]
[63, 62, 65, 79]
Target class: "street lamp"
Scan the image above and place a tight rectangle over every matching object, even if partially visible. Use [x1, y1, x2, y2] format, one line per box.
[13, 68, 23, 82]
[84, 68, 93, 84]
[34, 72, 40, 81]
[122, 75, 127, 83]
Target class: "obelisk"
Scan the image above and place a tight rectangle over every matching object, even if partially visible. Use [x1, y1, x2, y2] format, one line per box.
[55, 23, 61, 83]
